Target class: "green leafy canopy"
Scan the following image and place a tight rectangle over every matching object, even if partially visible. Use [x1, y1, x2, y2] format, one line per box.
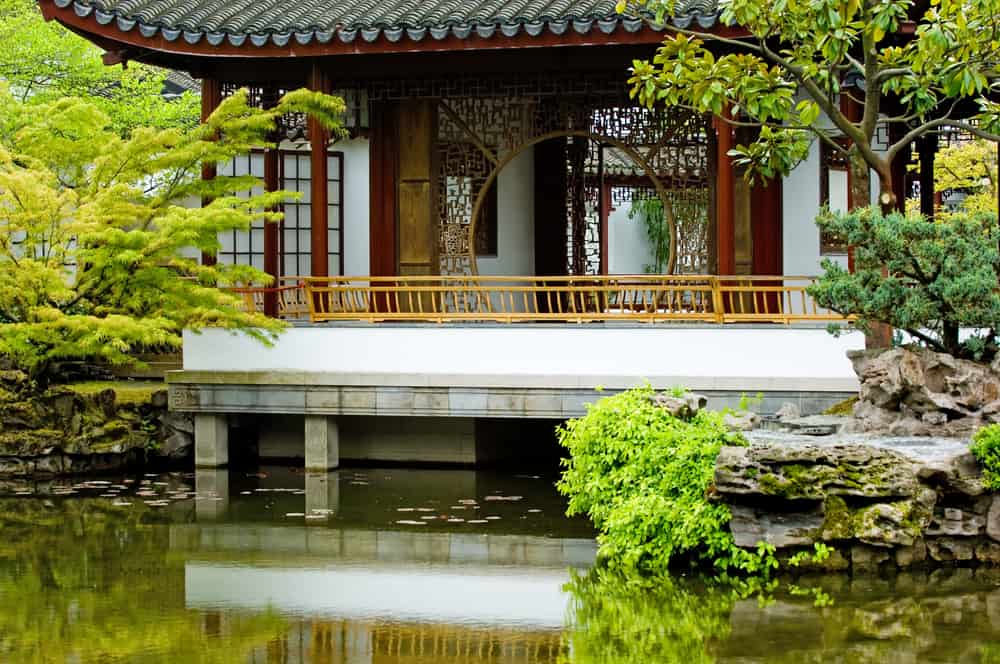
[0, 0, 199, 133]
[621, 0, 1000, 204]
[0, 86, 346, 380]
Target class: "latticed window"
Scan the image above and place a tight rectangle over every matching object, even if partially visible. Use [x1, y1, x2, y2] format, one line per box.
[215, 149, 344, 277]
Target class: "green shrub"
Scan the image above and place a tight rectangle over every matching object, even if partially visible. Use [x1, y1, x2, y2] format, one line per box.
[972, 424, 1000, 490]
[809, 208, 1000, 360]
[556, 386, 755, 574]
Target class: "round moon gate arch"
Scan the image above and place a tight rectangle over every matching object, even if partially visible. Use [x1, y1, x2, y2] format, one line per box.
[465, 130, 677, 276]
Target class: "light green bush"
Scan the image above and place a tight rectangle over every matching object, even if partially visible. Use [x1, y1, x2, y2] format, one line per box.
[972, 424, 1000, 490]
[556, 386, 758, 574]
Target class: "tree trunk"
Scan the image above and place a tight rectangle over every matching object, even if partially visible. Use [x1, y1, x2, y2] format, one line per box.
[943, 321, 961, 358]
[848, 153, 894, 350]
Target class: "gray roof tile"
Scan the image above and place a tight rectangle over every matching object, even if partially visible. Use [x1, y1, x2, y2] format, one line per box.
[64, 0, 719, 48]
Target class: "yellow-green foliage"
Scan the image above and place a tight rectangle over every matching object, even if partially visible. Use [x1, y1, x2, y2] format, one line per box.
[972, 424, 1000, 490]
[0, 86, 346, 380]
[0, 0, 199, 134]
[557, 386, 762, 575]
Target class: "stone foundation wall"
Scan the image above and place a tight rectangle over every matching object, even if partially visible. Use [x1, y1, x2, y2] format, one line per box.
[715, 438, 1000, 569]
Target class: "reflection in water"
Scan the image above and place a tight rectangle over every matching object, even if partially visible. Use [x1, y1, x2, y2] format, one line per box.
[2, 468, 1000, 662]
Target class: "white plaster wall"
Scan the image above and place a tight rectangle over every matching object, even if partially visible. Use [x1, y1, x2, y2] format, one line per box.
[781, 105, 890, 278]
[608, 204, 653, 274]
[338, 138, 370, 276]
[476, 146, 534, 278]
[183, 326, 864, 392]
[782, 140, 848, 277]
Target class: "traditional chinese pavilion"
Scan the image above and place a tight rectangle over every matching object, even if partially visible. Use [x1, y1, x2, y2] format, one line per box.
[41, 0, 868, 468]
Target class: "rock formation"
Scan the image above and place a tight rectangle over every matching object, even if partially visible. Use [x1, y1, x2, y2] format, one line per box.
[848, 347, 1000, 437]
[715, 437, 1000, 569]
[0, 371, 192, 476]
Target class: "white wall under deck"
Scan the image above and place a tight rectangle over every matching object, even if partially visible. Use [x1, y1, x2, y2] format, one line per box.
[182, 326, 863, 393]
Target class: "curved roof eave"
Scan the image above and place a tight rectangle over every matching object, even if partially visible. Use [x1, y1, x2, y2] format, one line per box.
[39, 0, 729, 58]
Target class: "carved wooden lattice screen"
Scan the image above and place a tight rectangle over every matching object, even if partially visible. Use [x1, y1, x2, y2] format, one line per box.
[433, 92, 712, 277]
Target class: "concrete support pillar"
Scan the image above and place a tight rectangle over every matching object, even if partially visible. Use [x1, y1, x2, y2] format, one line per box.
[195, 413, 229, 468]
[305, 471, 340, 522]
[305, 415, 339, 470]
[195, 469, 229, 521]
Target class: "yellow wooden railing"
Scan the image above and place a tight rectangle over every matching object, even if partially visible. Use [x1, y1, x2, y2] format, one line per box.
[228, 275, 844, 324]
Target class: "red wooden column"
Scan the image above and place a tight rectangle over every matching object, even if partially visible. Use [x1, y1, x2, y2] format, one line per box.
[262, 88, 281, 317]
[200, 77, 222, 266]
[713, 114, 736, 276]
[308, 63, 332, 278]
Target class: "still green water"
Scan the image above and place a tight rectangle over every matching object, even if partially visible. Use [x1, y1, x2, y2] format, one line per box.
[1, 466, 999, 663]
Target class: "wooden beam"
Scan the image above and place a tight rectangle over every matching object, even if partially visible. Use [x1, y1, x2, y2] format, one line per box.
[308, 63, 331, 278]
[713, 114, 735, 275]
[200, 77, 222, 267]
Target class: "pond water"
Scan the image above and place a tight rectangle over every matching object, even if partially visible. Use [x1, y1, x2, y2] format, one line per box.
[1, 466, 1000, 663]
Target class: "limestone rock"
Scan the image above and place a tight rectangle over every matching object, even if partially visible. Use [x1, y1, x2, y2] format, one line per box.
[851, 544, 890, 569]
[895, 539, 928, 567]
[779, 414, 846, 436]
[848, 348, 1000, 436]
[652, 392, 707, 420]
[160, 430, 194, 460]
[715, 443, 919, 500]
[728, 504, 824, 548]
[917, 452, 986, 497]
[926, 503, 986, 537]
[987, 496, 1000, 542]
[927, 537, 976, 562]
[977, 541, 1000, 563]
[723, 411, 760, 432]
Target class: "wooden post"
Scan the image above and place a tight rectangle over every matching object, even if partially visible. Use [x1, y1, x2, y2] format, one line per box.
[598, 146, 609, 275]
[308, 63, 331, 278]
[713, 114, 735, 276]
[200, 77, 222, 266]
[261, 88, 281, 317]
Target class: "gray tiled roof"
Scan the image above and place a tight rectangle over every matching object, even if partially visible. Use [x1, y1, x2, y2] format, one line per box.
[51, 0, 720, 49]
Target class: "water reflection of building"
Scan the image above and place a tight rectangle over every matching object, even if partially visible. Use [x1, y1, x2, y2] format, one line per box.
[248, 620, 564, 664]
[176, 520, 591, 664]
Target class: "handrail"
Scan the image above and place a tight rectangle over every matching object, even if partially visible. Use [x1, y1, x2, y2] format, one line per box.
[223, 274, 847, 325]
